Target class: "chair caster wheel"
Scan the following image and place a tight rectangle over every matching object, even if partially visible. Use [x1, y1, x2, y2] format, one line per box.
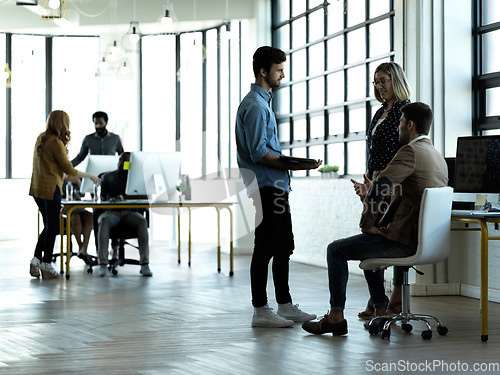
[368, 323, 379, 335]
[421, 330, 432, 340]
[437, 326, 448, 336]
[112, 269, 118, 276]
[402, 323, 413, 333]
[87, 267, 93, 274]
[381, 328, 391, 340]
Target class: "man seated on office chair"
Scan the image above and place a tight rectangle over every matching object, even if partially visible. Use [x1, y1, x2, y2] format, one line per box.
[302, 102, 448, 336]
[97, 152, 153, 277]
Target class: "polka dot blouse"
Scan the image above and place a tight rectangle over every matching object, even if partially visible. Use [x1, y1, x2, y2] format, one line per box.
[366, 100, 411, 176]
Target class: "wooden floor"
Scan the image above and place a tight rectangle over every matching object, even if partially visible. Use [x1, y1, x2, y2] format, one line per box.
[1, 239, 500, 375]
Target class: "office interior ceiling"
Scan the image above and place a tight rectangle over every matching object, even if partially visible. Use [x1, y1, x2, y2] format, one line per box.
[0, 0, 254, 36]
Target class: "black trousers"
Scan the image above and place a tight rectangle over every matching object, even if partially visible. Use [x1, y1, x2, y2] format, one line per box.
[34, 187, 62, 263]
[250, 187, 294, 308]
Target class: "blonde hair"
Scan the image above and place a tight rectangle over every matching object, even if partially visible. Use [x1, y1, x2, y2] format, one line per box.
[373, 62, 411, 103]
[36, 110, 71, 156]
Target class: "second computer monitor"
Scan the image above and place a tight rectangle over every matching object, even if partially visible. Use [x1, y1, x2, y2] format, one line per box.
[454, 135, 500, 194]
[125, 151, 181, 199]
[80, 155, 120, 194]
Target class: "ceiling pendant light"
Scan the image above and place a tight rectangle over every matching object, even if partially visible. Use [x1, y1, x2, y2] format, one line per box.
[40, 0, 69, 20]
[110, 40, 120, 55]
[161, 10, 172, 27]
[48, 0, 60, 9]
[128, 22, 141, 44]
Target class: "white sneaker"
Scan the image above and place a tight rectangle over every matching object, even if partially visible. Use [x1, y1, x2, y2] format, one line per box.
[30, 257, 41, 279]
[277, 303, 317, 322]
[252, 305, 294, 328]
[98, 265, 109, 277]
[40, 262, 61, 279]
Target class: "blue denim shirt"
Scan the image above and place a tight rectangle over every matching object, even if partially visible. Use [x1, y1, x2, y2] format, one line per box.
[235, 84, 290, 196]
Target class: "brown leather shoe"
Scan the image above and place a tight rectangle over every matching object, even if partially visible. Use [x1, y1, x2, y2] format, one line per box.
[302, 314, 348, 335]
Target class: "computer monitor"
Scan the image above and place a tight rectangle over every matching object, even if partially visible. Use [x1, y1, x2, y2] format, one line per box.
[125, 151, 181, 199]
[80, 155, 120, 193]
[454, 135, 500, 194]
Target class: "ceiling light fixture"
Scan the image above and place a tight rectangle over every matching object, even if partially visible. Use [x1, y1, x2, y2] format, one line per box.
[128, 22, 141, 44]
[40, 0, 69, 20]
[48, 0, 60, 9]
[110, 40, 120, 54]
[161, 10, 172, 27]
[120, 61, 130, 75]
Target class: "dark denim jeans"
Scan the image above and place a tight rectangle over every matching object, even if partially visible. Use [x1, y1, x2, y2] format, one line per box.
[34, 187, 62, 263]
[250, 187, 294, 308]
[327, 233, 415, 311]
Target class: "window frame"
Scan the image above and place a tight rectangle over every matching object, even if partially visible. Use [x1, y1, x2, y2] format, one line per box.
[272, 0, 395, 176]
[473, 0, 500, 133]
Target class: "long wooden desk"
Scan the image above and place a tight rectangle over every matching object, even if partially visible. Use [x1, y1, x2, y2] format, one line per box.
[451, 211, 500, 342]
[59, 200, 234, 279]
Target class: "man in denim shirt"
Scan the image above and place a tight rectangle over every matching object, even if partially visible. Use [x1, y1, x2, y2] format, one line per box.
[236, 46, 321, 328]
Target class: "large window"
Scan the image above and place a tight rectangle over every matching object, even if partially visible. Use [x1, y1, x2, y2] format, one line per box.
[52, 36, 100, 162]
[0, 33, 6, 178]
[473, 0, 500, 134]
[2, 35, 99, 178]
[272, 0, 395, 176]
[142, 35, 177, 153]
[2, 22, 246, 181]
[142, 21, 244, 180]
[11, 35, 46, 179]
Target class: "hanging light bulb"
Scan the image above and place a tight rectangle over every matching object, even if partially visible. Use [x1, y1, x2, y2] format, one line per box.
[120, 61, 130, 75]
[110, 40, 120, 55]
[99, 57, 109, 70]
[129, 23, 140, 44]
[106, 52, 117, 63]
[161, 10, 173, 27]
[48, 0, 60, 9]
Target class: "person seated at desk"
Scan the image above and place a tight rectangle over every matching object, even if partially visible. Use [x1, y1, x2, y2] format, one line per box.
[62, 174, 95, 264]
[96, 152, 153, 277]
[302, 102, 448, 336]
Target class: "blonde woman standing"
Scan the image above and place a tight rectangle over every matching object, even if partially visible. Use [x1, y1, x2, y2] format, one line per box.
[29, 110, 101, 279]
[351, 62, 412, 318]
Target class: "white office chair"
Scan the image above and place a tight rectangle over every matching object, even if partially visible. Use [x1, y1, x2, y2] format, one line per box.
[359, 186, 454, 340]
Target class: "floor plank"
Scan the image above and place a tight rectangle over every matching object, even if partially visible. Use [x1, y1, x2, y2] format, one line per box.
[1, 239, 500, 375]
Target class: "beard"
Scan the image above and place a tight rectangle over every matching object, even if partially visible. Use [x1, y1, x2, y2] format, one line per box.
[96, 127, 107, 136]
[265, 75, 281, 89]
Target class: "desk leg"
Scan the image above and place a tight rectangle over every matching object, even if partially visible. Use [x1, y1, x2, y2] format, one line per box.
[65, 207, 74, 280]
[177, 207, 181, 264]
[59, 211, 64, 274]
[216, 207, 221, 273]
[479, 220, 489, 342]
[188, 207, 192, 267]
[227, 207, 234, 277]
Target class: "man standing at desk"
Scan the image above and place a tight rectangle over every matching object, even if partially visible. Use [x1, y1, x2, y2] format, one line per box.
[71, 111, 124, 167]
[96, 152, 152, 278]
[71, 111, 124, 259]
[236, 46, 322, 328]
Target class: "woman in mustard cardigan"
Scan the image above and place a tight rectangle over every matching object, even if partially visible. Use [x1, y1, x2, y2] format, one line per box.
[29, 110, 101, 279]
